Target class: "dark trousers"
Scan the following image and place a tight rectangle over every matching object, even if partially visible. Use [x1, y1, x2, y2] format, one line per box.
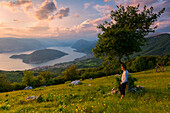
[119, 82, 128, 95]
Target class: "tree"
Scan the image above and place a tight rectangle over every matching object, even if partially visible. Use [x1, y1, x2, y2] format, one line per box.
[62, 65, 78, 81]
[22, 71, 35, 86]
[38, 71, 53, 84]
[0, 75, 12, 92]
[93, 4, 165, 64]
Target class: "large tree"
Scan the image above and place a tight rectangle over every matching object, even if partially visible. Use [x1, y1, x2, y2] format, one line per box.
[93, 5, 165, 64]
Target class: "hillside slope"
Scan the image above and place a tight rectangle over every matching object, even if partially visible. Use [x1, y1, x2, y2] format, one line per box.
[132, 33, 170, 57]
[0, 66, 169, 112]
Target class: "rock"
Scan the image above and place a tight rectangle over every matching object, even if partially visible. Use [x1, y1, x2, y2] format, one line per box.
[90, 78, 93, 80]
[88, 84, 91, 86]
[24, 86, 33, 90]
[71, 80, 81, 85]
[26, 96, 37, 100]
[115, 74, 120, 77]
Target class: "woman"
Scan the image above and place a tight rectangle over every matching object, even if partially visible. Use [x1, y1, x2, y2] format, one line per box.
[119, 64, 128, 99]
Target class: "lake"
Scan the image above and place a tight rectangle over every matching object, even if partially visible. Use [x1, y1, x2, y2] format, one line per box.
[0, 47, 86, 71]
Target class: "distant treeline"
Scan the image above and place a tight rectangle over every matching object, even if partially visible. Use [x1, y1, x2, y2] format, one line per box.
[0, 55, 169, 92]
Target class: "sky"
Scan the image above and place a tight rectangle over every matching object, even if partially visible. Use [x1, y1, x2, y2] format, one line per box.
[0, 0, 169, 40]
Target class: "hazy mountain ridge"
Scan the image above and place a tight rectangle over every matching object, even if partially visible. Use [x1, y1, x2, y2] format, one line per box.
[0, 38, 45, 53]
[72, 33, 170, 56]
[132, 33, 170, 57]
[0, 38, 71, 53]
[71, 39, 97, 54]
[10, 49, 68, 64]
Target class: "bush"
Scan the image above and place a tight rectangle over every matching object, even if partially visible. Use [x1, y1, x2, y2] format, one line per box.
[12, 82, 26, 90]
[113, 74, 137, 91]
[131, 56, 146, 72]
[62, 65, 78, 81]
[147, 61, 154, 69]
[22, 71, 35, 86]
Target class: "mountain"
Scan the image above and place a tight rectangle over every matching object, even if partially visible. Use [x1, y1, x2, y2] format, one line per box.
[132, 33, 170, 57]
[0, 38, 45, 53]
[36, 39, 71, 47]
[71, 39, 96, 54]
[10, 49, 68, 64]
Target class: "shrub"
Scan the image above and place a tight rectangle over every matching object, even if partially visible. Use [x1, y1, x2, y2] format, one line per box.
[131, 56, 146, 72]
[147, 61, 154, 69]
[22, 71, 35, 86]
[113, 74, 137, 91]
[62, 65, 78, 81]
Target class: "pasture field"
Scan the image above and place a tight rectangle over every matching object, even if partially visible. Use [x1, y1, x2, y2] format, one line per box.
[0, 66, 169, 113]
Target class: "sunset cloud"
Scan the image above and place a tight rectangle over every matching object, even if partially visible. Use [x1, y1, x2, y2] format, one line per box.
[93, 5, 113, 14]
[56, 7, 70, 19]
[84, 3, 91, 9]
[0, 0, 169, 39]
[35, 0, 57, 20]
[0, 0, 33, 11]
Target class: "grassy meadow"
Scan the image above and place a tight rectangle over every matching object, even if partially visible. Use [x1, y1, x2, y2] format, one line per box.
[0, 66, 169, 113]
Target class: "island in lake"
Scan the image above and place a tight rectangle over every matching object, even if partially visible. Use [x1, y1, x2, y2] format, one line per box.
[10, 49, 68, 64]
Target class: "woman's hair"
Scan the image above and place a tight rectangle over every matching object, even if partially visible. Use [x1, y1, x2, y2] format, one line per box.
[122, 63, 126, 70]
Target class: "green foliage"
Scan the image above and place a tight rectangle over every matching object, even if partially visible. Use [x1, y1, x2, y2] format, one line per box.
[93, 4, 165, 63]
[22, 71, 35, 86]
[38, 71, 53, 84]
[0, 67, 169, 112]
[113, 74, 137, 91]
[148, 61, 154, 69]
[37, 94, 44, 103]
[131, 56, 146, 72]
[11, 82, 26, 90]
[62, 65, 78, 81]
[81, 71, 106, 80]
[0, 75, 12, 92]
[102, 56, 121, 75]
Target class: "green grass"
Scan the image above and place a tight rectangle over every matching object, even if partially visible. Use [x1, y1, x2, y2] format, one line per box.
[0, 66, 170, 113]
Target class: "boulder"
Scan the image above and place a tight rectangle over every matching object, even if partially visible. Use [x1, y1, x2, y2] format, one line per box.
[115, 74, 120, 77]
[24, 86, 33, 90]
[26, 96, 37, 100]
[71, 80, 81, 85]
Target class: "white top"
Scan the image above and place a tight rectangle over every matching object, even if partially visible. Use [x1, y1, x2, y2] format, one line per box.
[121, 70, 129, 84]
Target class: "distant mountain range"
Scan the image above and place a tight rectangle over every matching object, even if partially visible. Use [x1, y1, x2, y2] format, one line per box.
[71, 39, 97, 54]
[0, 38, 45, 53]
[10, 49, 68, 64]
[0, 38, 71, 53]
[132, 33, 170, 57]
[72, 33, 170, 56]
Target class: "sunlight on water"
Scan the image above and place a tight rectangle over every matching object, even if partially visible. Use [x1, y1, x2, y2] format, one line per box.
[0, 47, 86, 71]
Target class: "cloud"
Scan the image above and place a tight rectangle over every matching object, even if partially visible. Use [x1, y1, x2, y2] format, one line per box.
[27, 21, 50, 33]
[0, 22, 6, 27]
[35, 0, 57, 20]
[56, 7, 70, 19]
[0, 0, 33, 11]
[84, 3, 91, 9]
[104, 0, 111, 2]
[73, 13, 80, 18]
[93, 4, 114, 15]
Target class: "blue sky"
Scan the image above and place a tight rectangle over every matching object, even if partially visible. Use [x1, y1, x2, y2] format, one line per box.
[0, 0, 169, 39]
